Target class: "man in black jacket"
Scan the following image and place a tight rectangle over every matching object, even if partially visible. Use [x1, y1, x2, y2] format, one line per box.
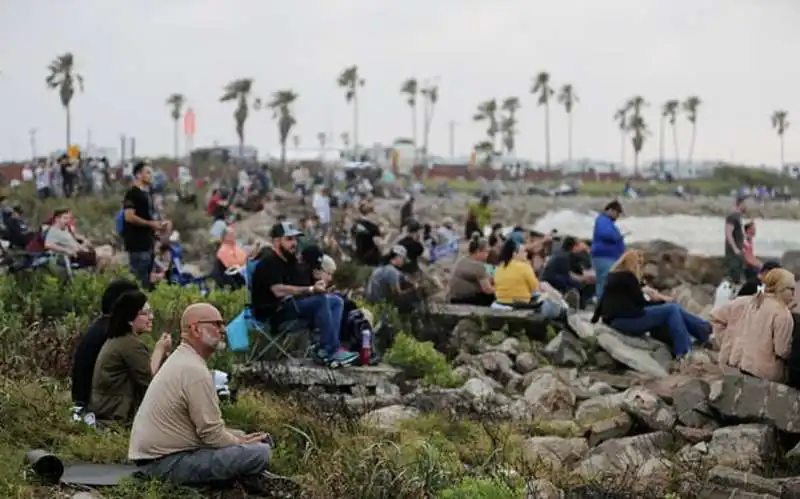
[70, 279, 139, 415]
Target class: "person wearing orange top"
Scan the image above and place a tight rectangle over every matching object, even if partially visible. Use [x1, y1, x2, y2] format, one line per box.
[216, 227, 247, 270]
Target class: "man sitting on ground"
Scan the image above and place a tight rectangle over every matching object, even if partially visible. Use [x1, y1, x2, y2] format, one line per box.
[251, 222, 357, 365]
[45, 209, 103, 268]
[541, 236, 595, 309]
[365, 245, 419, 312]
[395, 220, 425, 274]
[129, 303, 281, 493]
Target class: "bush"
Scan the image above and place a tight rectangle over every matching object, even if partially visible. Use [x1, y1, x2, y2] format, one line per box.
[385, 333, 464, 388]
[438, 477, 524, 499]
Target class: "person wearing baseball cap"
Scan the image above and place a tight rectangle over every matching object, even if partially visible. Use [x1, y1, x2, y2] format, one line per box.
[251, 221, 357, 366]
[364, 245, 417, 310]
[591, 199, 626, 300]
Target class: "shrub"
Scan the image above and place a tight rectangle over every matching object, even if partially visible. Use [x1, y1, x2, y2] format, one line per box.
[385, 333, 463, 388]
[438, 477, 524, 499]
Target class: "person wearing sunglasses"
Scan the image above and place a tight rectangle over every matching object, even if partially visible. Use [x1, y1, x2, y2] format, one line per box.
[129, 303, 291, 494]
[89, 290, 171, 424]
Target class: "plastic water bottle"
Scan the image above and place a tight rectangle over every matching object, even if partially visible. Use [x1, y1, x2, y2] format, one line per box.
[714, 280, 734, 308]
[360, 328, 372, 366]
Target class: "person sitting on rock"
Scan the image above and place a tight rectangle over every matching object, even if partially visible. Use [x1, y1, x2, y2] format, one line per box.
[129, 303, 286, 493]
[351, 202, 383, 267]
[541, 236, 595, 310]
[711, 268, 795, 383]
[448, 233, 495, 306]
[251, 222, 357, 366]
[395, 220, 426, 274]
[591, 249, 710, 360]
[493, 238, 564, 318]
[364, 245, 419, 312]
[71, 279, 139, 419]
[737, 260, 782, 297]
[90, 290, 171, 423]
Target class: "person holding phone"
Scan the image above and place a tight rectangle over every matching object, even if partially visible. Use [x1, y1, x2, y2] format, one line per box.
[591, 200, 626, 301]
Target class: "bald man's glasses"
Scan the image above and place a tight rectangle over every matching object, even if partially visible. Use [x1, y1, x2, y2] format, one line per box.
[195, 320, 225, 330]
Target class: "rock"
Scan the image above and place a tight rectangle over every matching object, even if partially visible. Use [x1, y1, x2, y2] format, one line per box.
[593, 325, 670, 378]
[515, 352, 539, 374]
[544, 331, 588, 367]
[674, 425, 714, 444]
[462, 378, 495, 399]
[530, 419, 583, 438]
[71, 493, 101, 499]
[430, 304, 550, 342]
[575, 392, 627, 425]
[573, 431, 674, 477]
[635, 457, 673, 488]
[782, 250, 800, 277]
[672, 378, 717, 428]
[525, 479, 564, 499]
[709, 374, 800, 433]
[449, 319, 484, 354]
[495, 337, 521, 357]
[707, 424, 777, 473]
[585, 412, 634, 447]
[620, 386, 677, 431]
[522, 369, 577, 419]
[473, 351, 520, 385]
[361, 405, 419, 431]
[706, 466, 783, 497]
[522, 436, 589, 470]
[567, 313, 597, 340]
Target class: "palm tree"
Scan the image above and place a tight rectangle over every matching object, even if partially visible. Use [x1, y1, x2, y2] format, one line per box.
[400, 78, 418, 161]
[337, 65, 365, 159]
[661, 100, 680, 175]
[682, 96, 701, 164]
[771, 110, 790, 173]
[500, 97, 521, 154]
[473, 99, 499, 152]
[317, 132, 327, 149]
[263, 90, 298, 168]
[165, 93, 186, 160]
[292, 135, 300, 149]
[557, 84, 578, 163]
[219, 78, 256, 159]
[613, 106, 628, 171]
[420, 83, 439, 172]
[340, 132, 350, 149]
[625, 98, 649, 176]
[531, 72, 555, 169]
[45, 52, 84, 149]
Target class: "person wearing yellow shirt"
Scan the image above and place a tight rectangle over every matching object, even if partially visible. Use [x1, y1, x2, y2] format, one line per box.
[493, 239, 564, 318]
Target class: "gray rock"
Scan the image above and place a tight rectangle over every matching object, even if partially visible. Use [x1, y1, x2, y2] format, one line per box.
[361, 405, 419, 431]
[567, 313, 597, 340]
[594, 325, 670, 378]
[515, 352, 539, 374]
[586, 412, 634, 447]
[496, 337, 521, 357]
[449, 318, 484, 354]
[574, 431, 674, 477]
[544, 331, 588, 367]
[575, 392, 627, 425]
[462, 377, 495, 399]
[525, 479, 564, 499]
[707, 466, 782, 496]
[522, 369, 577, 419]
[522, 436, 589, 470]
[709, 374, 800, 433]
[672, 378, 716, 428]
[474, 351, 520, 385]
[707, 424, 777, 473]
[620, 386, 677, 431]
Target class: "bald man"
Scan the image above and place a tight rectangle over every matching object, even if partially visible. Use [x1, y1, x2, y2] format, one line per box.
[128, 303, 274, 493]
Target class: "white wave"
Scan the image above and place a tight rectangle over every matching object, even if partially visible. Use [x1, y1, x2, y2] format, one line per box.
[532, 210, 799, 257]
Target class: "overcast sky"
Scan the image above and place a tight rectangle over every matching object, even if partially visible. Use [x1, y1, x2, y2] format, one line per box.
[0, 0, 797, 167]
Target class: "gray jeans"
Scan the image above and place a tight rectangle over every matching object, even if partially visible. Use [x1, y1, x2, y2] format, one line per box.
[137, 443, 271, 485]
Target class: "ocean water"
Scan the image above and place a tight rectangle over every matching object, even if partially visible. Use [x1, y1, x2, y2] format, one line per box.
[532, 210, 800, 257]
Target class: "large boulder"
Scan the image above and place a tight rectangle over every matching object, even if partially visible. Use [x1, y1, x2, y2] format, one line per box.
[708, 374, 800, 433]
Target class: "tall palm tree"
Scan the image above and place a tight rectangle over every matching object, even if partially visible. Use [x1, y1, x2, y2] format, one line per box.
[420, 84, 439, 172]
[45, 52, 84, 149]
[682, 96, 702, 164]
[337, 65, 365, 159]
[613, 106, 628, 171]
[557, 84, 578, 163]
[263, 90, 298, 168]
[661, 100, 680, 175]
[317, 132, 327, 149]
[165, 93, 186, 160]
[531, 72, 555, 169]
[771, 110, 790, 173]
[500, 97, 521, 154]
[219, 78, 256, 159]
[400, 78, 418, 161]
[473, 99, 499, 152]
[626, 103, 649, 176]
[340, 132, 350, 149]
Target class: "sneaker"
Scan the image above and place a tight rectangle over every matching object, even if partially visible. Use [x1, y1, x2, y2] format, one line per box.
[328, 348, 358, 367]
[239, 470, 300, 497]
[564, 289, 581, 311]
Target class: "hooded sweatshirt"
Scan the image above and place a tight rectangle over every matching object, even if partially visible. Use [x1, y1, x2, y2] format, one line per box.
[590, 213, 625, 260]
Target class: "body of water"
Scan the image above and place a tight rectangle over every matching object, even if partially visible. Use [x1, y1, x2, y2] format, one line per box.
[532, 210, 800, 257]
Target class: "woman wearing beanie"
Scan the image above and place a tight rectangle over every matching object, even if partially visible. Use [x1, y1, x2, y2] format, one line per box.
[89, 290, 172, 423]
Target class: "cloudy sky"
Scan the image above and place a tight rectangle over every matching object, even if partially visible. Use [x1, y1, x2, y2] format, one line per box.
[0, 0, 797, 167]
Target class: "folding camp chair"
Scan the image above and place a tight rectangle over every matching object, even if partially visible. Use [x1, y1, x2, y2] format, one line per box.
[165, 243, 213, 296]
[227, 259, 314, 363]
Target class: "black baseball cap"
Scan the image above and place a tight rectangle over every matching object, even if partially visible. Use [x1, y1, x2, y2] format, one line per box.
[270, 221, 303, 238]
[604, 200, 624, 213]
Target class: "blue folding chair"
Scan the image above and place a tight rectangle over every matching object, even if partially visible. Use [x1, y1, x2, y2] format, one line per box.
[165, 243, 213, 296]
[227, 259, 314, 363]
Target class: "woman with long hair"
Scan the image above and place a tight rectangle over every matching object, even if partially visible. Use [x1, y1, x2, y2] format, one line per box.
[493, 239, 563, 317]
[711, 267, 795, 383]
[591, 249, 710, 359]
[89, 290, 172, 423]
[448, 233, 495, 306]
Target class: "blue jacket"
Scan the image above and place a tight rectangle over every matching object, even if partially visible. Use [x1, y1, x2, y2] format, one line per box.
[591, 213, 625, 260]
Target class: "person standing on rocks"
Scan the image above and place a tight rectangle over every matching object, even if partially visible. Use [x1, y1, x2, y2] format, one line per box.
[590, 200, 625, 300]
[123, 161, 169, 289]
[724, 196, 748, 285]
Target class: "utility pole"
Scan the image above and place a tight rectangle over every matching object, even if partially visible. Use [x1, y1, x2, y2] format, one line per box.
[448, 120, 456, 158]
[29, 128, 37, 159]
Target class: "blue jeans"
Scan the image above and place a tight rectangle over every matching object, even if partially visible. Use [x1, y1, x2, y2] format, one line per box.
[129, 251, 154, 289]
[609, 303, 710, 358]
[294, 294, 344, 356]
[592, 256, 617, 300]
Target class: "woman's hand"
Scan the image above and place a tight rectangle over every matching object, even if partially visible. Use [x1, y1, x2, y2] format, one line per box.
[155, 332, 172, 353]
